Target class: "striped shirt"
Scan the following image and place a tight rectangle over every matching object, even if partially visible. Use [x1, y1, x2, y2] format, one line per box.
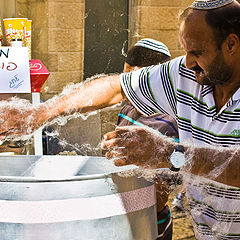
[120, 56, 240, 239]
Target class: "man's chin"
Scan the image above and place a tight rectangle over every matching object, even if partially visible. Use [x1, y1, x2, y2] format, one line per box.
[195, 75, 206, 85]
[194, 73, 214, 86]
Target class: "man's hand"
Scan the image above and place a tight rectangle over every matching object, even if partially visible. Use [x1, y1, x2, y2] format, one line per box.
[101, 126, 176, 168]
[0, 100, 47, 140]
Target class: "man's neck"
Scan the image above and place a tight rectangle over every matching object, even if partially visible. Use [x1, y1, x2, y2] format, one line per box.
[214, 82, 240, 112]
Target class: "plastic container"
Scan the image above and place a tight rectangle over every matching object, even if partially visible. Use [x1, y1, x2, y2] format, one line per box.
[3, 18, 28, 46]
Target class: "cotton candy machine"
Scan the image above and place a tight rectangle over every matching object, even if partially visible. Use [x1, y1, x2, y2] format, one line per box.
[0, 155, 157, 240]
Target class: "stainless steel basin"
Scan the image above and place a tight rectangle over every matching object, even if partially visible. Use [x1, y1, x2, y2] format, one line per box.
[0, 155, 157, 240]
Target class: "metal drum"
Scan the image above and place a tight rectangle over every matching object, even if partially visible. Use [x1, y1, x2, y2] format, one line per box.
[0, 155, 157, 240]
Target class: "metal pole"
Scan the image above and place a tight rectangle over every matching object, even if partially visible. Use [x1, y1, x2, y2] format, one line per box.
[32, 92, 43, 155]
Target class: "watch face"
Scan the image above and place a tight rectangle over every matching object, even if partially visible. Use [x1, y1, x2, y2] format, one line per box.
[170, 151, 185, 168]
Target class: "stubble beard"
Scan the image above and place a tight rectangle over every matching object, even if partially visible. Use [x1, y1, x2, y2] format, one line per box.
[196, 52, 233, 87]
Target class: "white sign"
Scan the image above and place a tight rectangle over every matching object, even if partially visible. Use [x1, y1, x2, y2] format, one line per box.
[0, 47, 30, 93]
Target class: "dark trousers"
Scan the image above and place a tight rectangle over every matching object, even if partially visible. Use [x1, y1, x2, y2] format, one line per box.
[156, 205, 173, 240]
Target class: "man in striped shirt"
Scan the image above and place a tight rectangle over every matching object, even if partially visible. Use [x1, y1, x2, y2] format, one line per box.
[111, 1, 240, 238]
[0, 0, 240, 239]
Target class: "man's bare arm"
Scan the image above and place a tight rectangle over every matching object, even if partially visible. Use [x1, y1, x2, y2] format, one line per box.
[102, 126, 240, 188]
[184, 145, 240, 187]
[44, 74, 123, 118]
[0, 74, 123, 138]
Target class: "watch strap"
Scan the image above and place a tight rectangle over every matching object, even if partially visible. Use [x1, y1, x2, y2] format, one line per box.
[169, 165, 181, 172]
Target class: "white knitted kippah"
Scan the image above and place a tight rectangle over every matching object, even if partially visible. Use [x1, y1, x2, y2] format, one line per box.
[191, 0, 234, 10]
[134, 38, 171, 57]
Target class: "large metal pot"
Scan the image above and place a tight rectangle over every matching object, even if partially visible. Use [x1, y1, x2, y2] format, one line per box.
[0, 155, 157, 240]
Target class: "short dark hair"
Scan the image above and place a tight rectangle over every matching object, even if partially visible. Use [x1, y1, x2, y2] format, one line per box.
[125, 46, 171, 67]
[180, 2, 240, 49]
[205, 3, 240, 49]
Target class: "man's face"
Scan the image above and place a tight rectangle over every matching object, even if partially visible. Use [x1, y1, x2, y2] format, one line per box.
[180, 11, 233, 86]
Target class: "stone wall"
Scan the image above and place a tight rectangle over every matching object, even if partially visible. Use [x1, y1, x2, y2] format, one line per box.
[16, 0, 85, 96]
[0, 0, 16, 19]
[129, 0, 193, 58]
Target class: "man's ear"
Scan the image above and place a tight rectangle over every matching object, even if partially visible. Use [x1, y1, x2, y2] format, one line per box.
[225, 33, 239, 53]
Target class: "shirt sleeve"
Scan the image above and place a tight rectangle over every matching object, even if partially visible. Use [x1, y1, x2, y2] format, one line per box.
[120, 56, 184, 118]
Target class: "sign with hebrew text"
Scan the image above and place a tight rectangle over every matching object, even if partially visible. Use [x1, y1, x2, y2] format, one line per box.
[0, 47, 30, 93]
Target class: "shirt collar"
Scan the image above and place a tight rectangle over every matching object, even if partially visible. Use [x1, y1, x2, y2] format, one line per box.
[201, 86, 240, 100]
[232, 87, 240, 101]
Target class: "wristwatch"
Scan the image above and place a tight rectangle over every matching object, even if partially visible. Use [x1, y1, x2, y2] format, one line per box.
[169, 145, 185, 172]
